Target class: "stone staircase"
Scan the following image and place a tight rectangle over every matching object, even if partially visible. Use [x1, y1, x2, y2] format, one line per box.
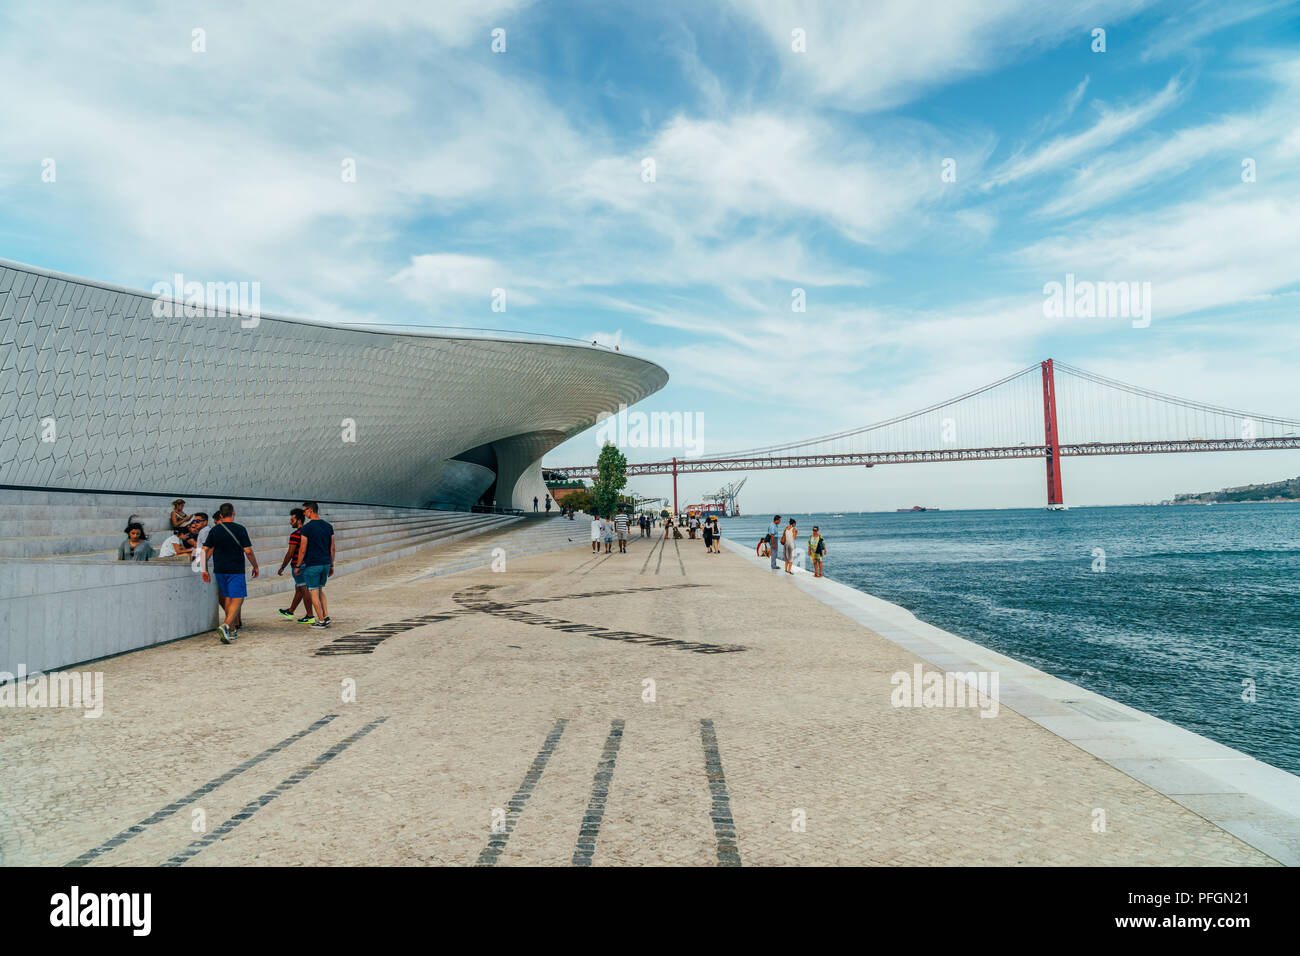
[0, 489, 525, 674]
[0, 489, 520, 577]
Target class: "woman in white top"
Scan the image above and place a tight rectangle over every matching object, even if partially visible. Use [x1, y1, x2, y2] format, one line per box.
[782, 519, 798, 574]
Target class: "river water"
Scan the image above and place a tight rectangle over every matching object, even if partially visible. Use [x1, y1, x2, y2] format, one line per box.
[717, 504, 1299, 775]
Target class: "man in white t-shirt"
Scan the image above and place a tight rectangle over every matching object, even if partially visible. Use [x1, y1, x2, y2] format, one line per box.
[590, 514, 602, 553]
[188, 512, 211, 572]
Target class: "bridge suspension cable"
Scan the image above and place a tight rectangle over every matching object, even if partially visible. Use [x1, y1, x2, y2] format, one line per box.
[548, 359, 1300, 509]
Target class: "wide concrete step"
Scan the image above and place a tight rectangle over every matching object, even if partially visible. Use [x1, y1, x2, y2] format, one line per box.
[0, 508, 470, 540]
[247, 515, 520, 597]
[17, 512, 512, 561]
[0, 488, 445, 509]
[0, 502, 450, 524]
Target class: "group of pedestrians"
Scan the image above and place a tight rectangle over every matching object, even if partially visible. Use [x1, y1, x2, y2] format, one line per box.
[590, 512, 631, 553]
[532, 494, 553, 514]
[128, 498, 337, 644]
[762, 515, 828, 577]
[199, 500, 335, 643]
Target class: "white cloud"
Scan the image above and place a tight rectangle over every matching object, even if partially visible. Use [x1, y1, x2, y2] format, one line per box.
[569, 111, 968, 249]
[1020, 189, 1300, 320]
[390, 254, 539, 306]
[1141, 0, 1288, 61]
[1039, 54, 1300, 217]
[986, 76, 1185, 189]
[729, 0, 1157, 111]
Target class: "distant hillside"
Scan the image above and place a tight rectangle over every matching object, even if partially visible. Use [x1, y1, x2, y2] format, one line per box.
[1172, 475, 1300, 504]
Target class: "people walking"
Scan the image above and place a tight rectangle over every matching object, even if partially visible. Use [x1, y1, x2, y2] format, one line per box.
[277, 508, 314, 623]
[615, 511, 630, 553]
[808, 525, 827, 577]
[201, 503, 258, 643]
[604, 515, 614, 553]
[293, 501, 335, 629]
[701, 515, 713, 551]
[782, 518, 798, 574]
[591, 513, 602, 552]
[768, 515, 782, 571]
[709, 515, 721, 554]
[545, 495, 552, 514]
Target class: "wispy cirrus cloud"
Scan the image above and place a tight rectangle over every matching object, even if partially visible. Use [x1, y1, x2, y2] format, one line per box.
[985, 76, 1185, 189]
[727, 0, 1159, 111]
[1141, 0, 1291, 61]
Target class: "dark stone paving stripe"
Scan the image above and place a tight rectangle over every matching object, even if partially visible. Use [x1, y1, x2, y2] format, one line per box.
[160, 717, 389, 867]
[638, 536, 661, 574]
[65, 714, 339, 867]
[475, 717, 568, 866]
[700, 719, 741, 867]
[672, 537, 686, 576]
[571, 719, 625, 867]
[568, 552, 603, 574]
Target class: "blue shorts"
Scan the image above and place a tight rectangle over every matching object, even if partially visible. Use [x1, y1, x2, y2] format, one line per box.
[215, 573, 247, 599]
[291, 567, 306, 586]
[301, 565, 329, 589]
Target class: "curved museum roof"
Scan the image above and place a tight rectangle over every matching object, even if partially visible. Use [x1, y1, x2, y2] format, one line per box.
[0, 259, 668, 509]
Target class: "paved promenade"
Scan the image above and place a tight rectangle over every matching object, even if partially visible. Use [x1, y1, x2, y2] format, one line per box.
[0, 527, 1277, 866]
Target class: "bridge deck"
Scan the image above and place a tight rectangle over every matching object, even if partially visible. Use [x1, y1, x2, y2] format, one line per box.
[0, 528, 1279, 866]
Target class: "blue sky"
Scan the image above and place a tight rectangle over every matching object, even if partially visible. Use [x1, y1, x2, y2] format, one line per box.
[3, 0, 1300, 510]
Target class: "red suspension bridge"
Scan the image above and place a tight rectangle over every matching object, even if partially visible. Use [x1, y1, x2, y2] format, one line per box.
[549, 360, 1300, 511]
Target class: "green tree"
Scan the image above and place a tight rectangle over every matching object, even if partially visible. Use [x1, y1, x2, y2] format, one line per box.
[564, 487, 597, 514]
[592, 442, 628, 516]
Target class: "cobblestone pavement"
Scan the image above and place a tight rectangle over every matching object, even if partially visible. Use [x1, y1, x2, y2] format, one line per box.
[0, 532, 1276, 866]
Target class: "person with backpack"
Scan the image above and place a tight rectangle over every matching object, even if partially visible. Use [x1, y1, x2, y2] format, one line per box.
[808, 525, 827, 577]
[767, 515, 782, 570]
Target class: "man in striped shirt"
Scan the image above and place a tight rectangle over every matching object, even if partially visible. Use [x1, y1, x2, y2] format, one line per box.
[276, 508, 314, 623]
[615, 511, 630, 553]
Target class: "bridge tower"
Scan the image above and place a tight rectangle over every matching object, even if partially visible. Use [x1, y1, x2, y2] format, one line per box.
[1041, 359, 1064, 506]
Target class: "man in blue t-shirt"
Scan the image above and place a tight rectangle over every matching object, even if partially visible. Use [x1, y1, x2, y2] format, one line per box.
[767, 515, 782, 570]
[293, 501, 335, 629]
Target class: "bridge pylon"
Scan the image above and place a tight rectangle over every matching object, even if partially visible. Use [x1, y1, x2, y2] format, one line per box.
[1041, 358, 1064, 506]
